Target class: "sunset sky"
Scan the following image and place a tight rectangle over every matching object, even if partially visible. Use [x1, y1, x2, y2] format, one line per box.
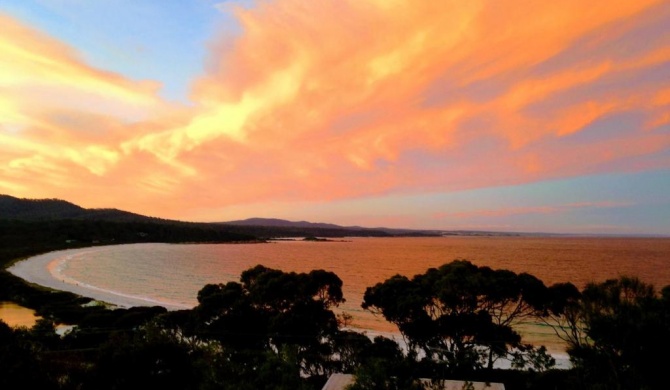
[1, 0, 669, 235]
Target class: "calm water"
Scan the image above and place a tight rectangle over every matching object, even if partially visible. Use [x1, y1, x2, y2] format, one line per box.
[0, 301, 40, 328]
[52, 236, 670, 352]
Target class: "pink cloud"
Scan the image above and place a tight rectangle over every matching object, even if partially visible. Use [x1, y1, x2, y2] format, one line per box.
[434, 201, 634, 220]
[1, 1, 669, 220]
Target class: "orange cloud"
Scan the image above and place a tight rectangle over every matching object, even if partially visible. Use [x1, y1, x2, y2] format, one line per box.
[0, 13, 173, 204]
[435, 201, 633, 219]
[165, 0, 669, 210]
[0, 14, 186, 210]
[1, 1, 669, 221]
[0, 15, 162, 120]
[646, 87, 670, 129]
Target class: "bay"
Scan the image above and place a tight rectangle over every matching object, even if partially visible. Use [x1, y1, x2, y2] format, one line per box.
[32, 236, 670, 353]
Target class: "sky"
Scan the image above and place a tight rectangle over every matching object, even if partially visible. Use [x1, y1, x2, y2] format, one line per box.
[0, 0, 669, 235]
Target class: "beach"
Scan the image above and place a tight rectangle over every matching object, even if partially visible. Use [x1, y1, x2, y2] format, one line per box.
[7, 243, 573, 368]
[7, 246, 190, 311]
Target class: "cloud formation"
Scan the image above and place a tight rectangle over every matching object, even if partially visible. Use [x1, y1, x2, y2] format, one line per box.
[0, 14, 163, 178]
[435, 201, 633, 219]
[1, 0, 669, 222]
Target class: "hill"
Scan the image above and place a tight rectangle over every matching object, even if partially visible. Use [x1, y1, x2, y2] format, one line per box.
[0, 194, 159, 223]
[218, 217, 442, 237]
[0, 195, 257, 253]
[222, 217, 345, 229]
[0, 195, 441, 238]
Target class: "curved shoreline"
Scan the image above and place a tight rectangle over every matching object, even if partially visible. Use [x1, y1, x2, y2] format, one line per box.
[7, 244, 572, 368]
[7, 244, 190, 310]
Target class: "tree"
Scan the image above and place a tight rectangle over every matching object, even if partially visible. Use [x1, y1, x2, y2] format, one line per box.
[535, 282, 586, 353]
[88, 324, 201, 390]
[0, 320, 56, 389]
[348, 336, 424, 390]
[193, 265, 346, 380]
[329, 330, 373, 373]
[564, 277, 670, 390]
[362, 260, 552, 371]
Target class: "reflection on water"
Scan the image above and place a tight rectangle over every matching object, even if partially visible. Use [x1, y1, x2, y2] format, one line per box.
[48, 237, 670, 353]
[0, 301, 40, 328]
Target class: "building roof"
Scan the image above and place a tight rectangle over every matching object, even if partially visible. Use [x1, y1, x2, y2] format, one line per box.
[321, 373, 505, 390]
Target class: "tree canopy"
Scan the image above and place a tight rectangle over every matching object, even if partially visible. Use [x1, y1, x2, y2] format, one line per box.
[192, 265, 346, 377]
[362, 260, 554, 370]
[563, 277, 670, 389]
[3, 250, 669, 390]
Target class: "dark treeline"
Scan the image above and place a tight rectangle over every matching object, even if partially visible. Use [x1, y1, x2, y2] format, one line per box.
[0, 195, 437, 239]
[0, 219, 256, 326]
[1, 225, 669, 389]
[0, 219, 256, 266]
[214, 224, 396, 239]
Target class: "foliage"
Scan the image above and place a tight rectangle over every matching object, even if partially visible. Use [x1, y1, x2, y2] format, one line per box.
[347, 336, 425, 390]
[564, 277, 670, 389]
[192, 265, 346, 381]
[535, 282, 586, 351]
[362, 260, 552, 371]
[3, 223, 669, 390]
[85, 324, 200, 390]
[0, 320, 56, 389]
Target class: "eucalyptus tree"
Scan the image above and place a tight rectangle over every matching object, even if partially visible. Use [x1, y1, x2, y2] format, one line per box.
[193, 265, 346, 379]
[362, 260, 554, 370]
[563, 277, 670, 390]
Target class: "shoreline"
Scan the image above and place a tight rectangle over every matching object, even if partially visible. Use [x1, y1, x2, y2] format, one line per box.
[7, 244, 192, 311]
[7, 244, 572, 369]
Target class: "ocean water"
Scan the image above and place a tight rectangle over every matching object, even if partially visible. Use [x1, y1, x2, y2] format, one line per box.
[50, 236, 670, 353]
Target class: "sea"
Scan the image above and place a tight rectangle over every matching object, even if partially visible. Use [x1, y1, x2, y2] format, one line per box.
[42, 236, 670, 356]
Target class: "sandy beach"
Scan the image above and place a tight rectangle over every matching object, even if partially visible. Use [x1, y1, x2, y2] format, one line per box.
[7, 246, 190, 310]
[6, 245, 572, 368]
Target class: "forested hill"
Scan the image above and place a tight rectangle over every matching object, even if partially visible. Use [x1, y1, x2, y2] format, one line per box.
[219, 218, 443, 237]
[0, 194, 164, 223]
[0, 195, 442, 238]
[0, 195, 258, 265]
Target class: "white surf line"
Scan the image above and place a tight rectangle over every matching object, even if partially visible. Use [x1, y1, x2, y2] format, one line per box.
[8, 245, 191, 311]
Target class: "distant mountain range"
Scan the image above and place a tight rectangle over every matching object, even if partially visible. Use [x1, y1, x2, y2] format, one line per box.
[0, 195, 439, 238]
[3, 194, 586, 238]
[217, 217, 443, 236]
[221, 217, 350, 229]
